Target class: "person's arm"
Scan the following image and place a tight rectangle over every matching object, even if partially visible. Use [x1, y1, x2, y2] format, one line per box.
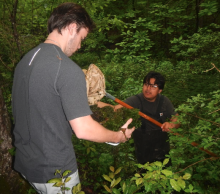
[96, 101, 114, 108]
[97, 101, 123, 111]
[69, 115, 135, 143]
[161, 113, 180, 132]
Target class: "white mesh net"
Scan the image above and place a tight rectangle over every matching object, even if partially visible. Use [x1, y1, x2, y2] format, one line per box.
[83, 64, 106, 105]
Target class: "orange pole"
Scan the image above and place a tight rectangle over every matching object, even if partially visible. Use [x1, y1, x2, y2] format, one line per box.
[114, 97, 218, 157]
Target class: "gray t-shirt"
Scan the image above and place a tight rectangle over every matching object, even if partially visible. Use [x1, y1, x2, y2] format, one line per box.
[12, 43, 92, 183]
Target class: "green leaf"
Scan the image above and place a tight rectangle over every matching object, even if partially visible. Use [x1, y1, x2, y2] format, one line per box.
[161, 169, 173, 176]
[47, 178, 62, 183]
[144, 182, 152, 193]
[76, 183, 82, 192]
[55, 170, 61, 175]
[63, 170, 72, 177]
[170, 179, 181, 192]
[112, 177, 121, 187]
[112, 188, 121, 194]
[64, 187, 70, 191]
[53, 182, 64, 187]
[103, 185, 111, 193]
[154, 161, 162, 167]
[87, 147, 90, 154]
[111, 179, 116, 187]
[183, 173, 191, 180]
[72, 185, 77, 193]
[143, 172, 152, 179]
[135, 173, 141, 177]
[146, 166, 153, 171]
[90, 147, 96, 152]
[109, 172, 115, 179]
[122, 182, 126, 192]
[163, 158, 169, 165]
[177, 178, 186, 189]
[110, 166, 115, 172]
[136, 178, 143, 186]
[65, 177, 71, 183]
[103, 175, 112, 182]
[115, 167, 122, 175]
[189, 184, 193, 191]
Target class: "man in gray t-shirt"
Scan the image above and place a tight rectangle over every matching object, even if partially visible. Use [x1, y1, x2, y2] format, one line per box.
[98, 71, 180, 165]
[12, 3, 135, 194]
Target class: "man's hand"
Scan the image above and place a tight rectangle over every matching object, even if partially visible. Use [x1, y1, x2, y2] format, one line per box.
[97, 101, 123, 112]
[119, 118, 135, 142]
[97, 101, 114, 108]
[161, 114, 181, 132]
[161, 122, 174, 132]
[70, 115, 135, 143]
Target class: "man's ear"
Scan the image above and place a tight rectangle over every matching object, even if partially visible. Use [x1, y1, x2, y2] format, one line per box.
[158, 89, 162, 94]
[68, 23, 77, 35]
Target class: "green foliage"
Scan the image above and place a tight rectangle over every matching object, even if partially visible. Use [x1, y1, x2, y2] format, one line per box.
[1, 0, 220, 193]
[8, 147, 16, 156]
[48, 170, 72, 194]
[95, 106, 141, 130]
[25, 187, 36, 194]
[48, 170, 85, 194]
[168, 90, 220, 193]
[107, 17, 154, 63]
[102, 166, 122, 193]
[170, 24, 220, 72]
[199, 1, 218, 16]
[72, 183, 85, 194]
[74, 93, 220, 193]
[102, 160, 198, 193]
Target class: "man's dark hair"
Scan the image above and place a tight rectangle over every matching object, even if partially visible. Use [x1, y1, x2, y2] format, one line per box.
[143, 71, 165, 90]
[47, 2, 95, 34]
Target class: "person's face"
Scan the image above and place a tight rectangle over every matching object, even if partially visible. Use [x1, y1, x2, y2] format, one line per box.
[64, 26, 88, 57]
[142, 78, 162, 102]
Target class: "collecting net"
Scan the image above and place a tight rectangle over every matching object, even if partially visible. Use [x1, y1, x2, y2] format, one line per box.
[83, 64, 106, 105]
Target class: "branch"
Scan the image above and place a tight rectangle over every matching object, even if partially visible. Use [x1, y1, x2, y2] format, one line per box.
[175, 157, 219, 174]
[0, 56, 13, 72]
[208, 108, 220, 115]
[185, 112, 220, 127]
[204, 63, 220, 73]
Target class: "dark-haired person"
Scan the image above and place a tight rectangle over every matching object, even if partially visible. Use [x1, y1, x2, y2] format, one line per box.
[98, 71, 180, 166]
[12, 3, 134, 194]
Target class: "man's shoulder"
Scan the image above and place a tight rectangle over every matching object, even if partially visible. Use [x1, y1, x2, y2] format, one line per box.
[161, 95, 172, 104]
[126, 93, 142, 101]
[160, 95, 175, 114]
[38, 44, 81, 71]
[124, 93, 142, 109]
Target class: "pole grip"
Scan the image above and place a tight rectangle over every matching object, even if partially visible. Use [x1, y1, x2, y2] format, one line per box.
[105, 93, 115, 101]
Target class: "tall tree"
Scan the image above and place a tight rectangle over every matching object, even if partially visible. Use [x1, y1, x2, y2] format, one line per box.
[0, 87, 29, 194]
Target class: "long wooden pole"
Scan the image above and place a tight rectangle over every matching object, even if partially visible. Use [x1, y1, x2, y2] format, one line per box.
[105, 93, 218, 157]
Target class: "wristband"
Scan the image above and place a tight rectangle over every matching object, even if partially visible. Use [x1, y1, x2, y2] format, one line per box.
[120, 128, 128, 140]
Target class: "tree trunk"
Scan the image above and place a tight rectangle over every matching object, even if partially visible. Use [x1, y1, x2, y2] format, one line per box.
[0, 87, 29, 194]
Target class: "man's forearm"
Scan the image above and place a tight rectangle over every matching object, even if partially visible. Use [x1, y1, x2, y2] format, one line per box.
[69, 115, 134, 143]
[170, 114, 180, 129]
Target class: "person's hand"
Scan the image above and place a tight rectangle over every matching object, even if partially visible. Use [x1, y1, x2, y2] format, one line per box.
[120, 118, 135, 142]
[97, 101, 114, 108]
[161, 122, 174, 132]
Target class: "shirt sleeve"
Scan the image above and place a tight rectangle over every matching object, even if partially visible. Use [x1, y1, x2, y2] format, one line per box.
[124, 95, 142, 110]
[163, 96, 177, 119]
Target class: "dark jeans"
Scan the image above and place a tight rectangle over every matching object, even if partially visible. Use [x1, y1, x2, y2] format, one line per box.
[133, 128, 171, 167]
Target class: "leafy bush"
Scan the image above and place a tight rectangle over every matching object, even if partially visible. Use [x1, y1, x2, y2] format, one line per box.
[73, 64, 220, 193]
